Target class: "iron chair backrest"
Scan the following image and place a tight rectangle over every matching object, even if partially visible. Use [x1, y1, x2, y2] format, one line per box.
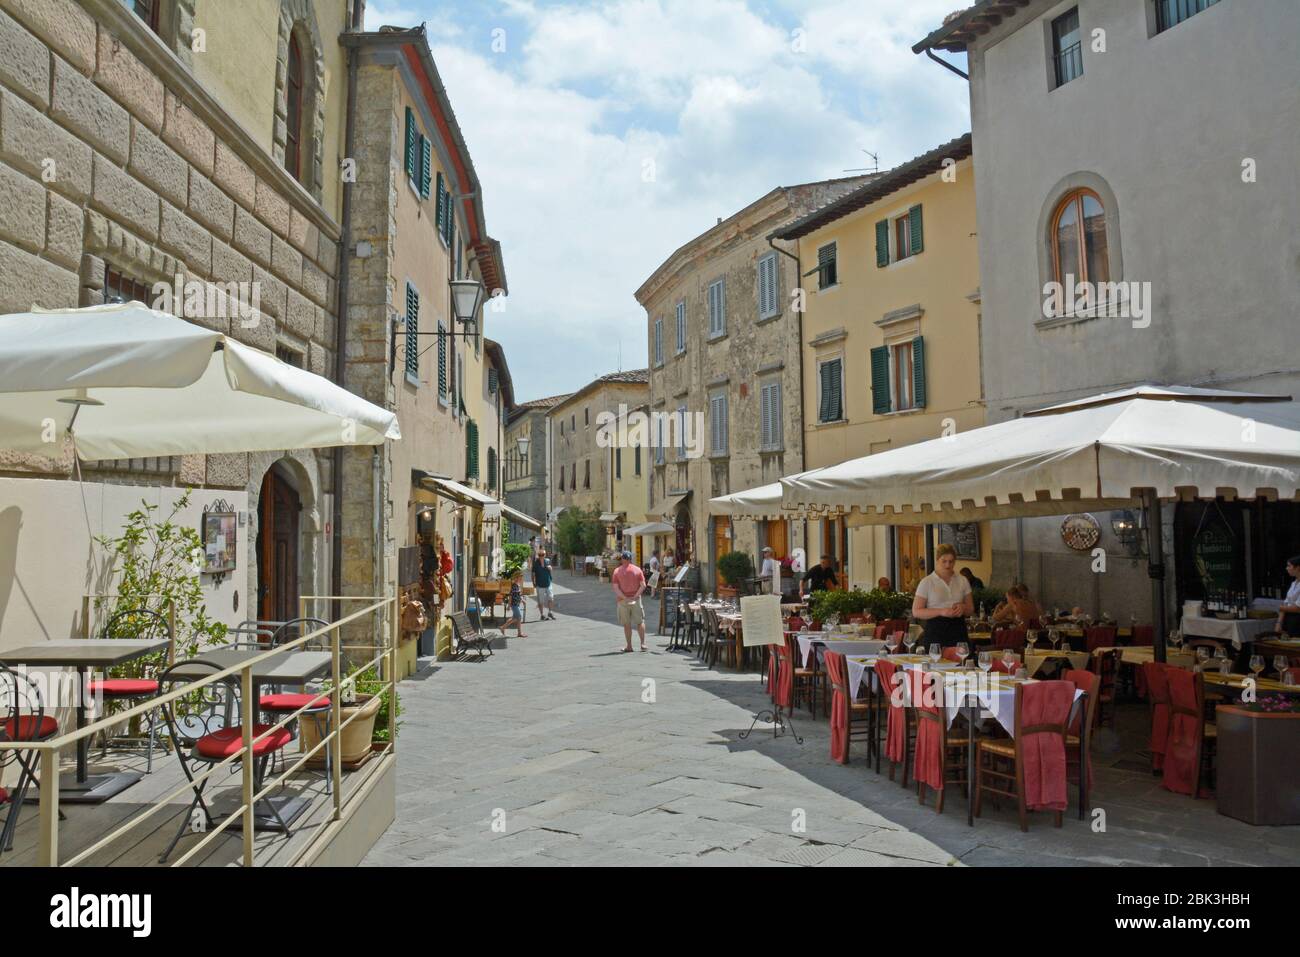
[270, 617, 331, 651]
[154, 659, 236, 747]
[0, 664, 46, 766]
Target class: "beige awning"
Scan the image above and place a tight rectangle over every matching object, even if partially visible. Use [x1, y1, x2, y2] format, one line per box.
[658, 490, 691, 520]
[599, 511, 624, 524]
[501, 503, 543, 532]
[419, 475, 496, 510]
[624, 521, 674, 537]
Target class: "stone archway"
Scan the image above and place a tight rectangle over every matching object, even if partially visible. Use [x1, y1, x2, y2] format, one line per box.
[273, 0, 326, 199]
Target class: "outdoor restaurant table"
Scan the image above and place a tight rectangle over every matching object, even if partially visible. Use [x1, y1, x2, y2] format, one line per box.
[1091, 645, 1195, 669]
[0, 638, 169, 803]
[1023, 649, 1091, 675]
[1255, 636, 1300, 659]
[170, 647, 332, 832]
[1202, 670, 1300, 697]
[794, 632, 885, 666]
[1180, 614, 1275, 649]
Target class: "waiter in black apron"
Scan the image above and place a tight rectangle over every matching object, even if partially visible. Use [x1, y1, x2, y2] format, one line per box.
[912, 544, 974, 650]
[1278, 555, 1300, 637]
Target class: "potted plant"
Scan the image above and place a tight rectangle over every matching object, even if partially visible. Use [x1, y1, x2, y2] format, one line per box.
[300, 665, 388, 769]
[716, 550, 754, 597]
[1215, 694, 1300, 825]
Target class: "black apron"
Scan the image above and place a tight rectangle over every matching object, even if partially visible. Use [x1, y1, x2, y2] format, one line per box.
[1283, 611, 1300, 638]
[922, 613, 969, 649]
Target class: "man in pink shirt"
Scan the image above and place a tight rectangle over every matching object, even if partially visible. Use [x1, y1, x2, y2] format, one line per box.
[611, 550, 647, 652]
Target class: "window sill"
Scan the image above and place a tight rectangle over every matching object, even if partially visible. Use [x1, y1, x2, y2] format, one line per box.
[760, 446, 784, 455]
[817, 283, 840, 294]
[1035, 299, 1125, 330]
[879, 406, 925, 418]
[707, 332, 728, 344]
[404, 371, 421, 388]
[814, 418, 847, 429]
[756, 312, 782, 325]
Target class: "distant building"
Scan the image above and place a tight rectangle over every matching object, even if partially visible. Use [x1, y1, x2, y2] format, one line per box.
[504, 392, 570, 545]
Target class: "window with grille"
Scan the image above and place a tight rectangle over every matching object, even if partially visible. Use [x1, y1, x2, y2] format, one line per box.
[707, 279, 726, 338]
[757, 252, 780, 320]
[818, 358, 843, 423]
[104, 266, 153, 305]
[1052, 8, 1083, 87]
[276, 344, 303, 367]
[760, 381, 783, 451]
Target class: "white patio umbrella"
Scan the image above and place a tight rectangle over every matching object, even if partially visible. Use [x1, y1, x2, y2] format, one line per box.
[622, 521, 675, 537]
[0, 303, 400, 458]
[779, 385, 1300, 659]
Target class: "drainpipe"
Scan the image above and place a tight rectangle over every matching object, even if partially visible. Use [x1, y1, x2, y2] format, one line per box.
[331, 0, 365, 624]
[924, 47, 969, 81]
[767, 234, 803, 585]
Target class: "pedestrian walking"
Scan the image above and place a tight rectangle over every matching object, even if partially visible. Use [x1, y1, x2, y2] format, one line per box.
[611, 550, 647, 652]
[532, 547, 557, 620]
[503, 569, 527, 638]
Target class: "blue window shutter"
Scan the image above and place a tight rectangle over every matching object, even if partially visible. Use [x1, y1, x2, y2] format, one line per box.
[419, 137, 432, 198]
[405, 283, 419, 378]
[404, 107, 415, 180]
[911, 336, 927, 409]
[875, 219, 890, 267]
[870, 346, 891, 415]
[909, 204, 924, 256]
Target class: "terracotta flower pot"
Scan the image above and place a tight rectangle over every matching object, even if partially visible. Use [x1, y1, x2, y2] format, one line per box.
[299, 692, 383, 768]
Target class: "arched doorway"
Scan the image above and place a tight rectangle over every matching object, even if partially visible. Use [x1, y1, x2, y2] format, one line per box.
[258, 466, 301, 622]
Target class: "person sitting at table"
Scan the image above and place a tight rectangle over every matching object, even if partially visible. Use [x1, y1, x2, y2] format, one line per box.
[802, 554, 838, 599]
[913, 544, 974, 648]
[1277, 555, 1300, 637]
[960, 567, 985, 590]
[993, 584, 1041, 625]
[877, 576, 893, 591]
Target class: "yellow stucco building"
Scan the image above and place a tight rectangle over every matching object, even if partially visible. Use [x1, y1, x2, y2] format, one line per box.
[772, 134, 992, 594]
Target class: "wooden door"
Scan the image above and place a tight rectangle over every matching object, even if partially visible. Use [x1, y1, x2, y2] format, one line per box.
[258, 469, 300, 622]
[713, 517, 732, 573]
[765, 519, 788, 560]
[897, 525, 926, 592]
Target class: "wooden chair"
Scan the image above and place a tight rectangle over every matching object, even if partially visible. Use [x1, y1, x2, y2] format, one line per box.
[993, 627, 1026, 651]
[1084, 625, 1118, 653]
[448, 610, 499, 660]
[824, 651, 871, 764]
[1142, 660, 1172, 773]
[975, 681, 1075, 831]
[1062, 668, 1099, 818]
[782, 633, 818, 719]
[913, 670, 969, 814]
[1090, 648, 1120, 728]
[872, 659, 915, 786]
[1163, 668, 1216, 798]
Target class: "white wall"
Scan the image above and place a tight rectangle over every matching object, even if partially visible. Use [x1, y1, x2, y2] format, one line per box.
[0, 478, 249, 650]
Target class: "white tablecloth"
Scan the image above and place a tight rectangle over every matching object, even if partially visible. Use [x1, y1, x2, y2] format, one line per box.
[884, 662, 1082, 737]
[1180, 614, 1275, 648]
[796, 633, 886, 666]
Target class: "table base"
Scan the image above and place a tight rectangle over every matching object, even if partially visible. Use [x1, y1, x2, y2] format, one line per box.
[211, 793, 313, 833]
[25, 770, 146, 804]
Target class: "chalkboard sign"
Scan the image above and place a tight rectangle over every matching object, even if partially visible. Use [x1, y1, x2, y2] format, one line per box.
[659, 586, 687, 635]
[938, 523, 981, 560]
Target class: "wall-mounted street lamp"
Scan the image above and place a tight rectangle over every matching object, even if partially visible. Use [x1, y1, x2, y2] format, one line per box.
[390, 277, 486, 369]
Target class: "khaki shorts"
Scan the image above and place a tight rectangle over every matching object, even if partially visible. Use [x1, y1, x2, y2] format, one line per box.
[617, 599, 645, 628]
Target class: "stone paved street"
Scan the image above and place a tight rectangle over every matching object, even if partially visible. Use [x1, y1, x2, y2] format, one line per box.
[364, 571, 1300, 867]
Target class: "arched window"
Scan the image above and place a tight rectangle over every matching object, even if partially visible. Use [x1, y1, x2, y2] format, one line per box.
[285, 33, 304, 182]
[1051, 188, 1109, 285]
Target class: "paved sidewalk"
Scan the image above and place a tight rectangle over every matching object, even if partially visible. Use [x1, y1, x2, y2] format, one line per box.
[363, 571, 1300, 866]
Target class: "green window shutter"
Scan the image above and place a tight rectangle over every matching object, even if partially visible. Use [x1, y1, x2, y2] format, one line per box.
[870, 345, 892, 415]
[911, 336, 927, 409]
[466, 420, 479, 479]
[404, 283, 419, 378]
[419, 137, 432, 198]
[435, 171, 445, 234]
[437, 322, 447, 397]
[819, 361, 842, 422]
[875, 219, 890, 268]
[404, 107, 416, 180]
[909, 204, 924, 256]
[487, 447, 497, 491]
[448, 212, 456, 258]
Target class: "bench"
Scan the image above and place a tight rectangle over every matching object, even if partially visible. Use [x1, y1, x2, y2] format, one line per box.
[448, 611, 499, 661]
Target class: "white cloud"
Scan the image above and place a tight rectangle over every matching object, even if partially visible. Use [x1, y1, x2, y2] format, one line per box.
[363, 3, 425, 30]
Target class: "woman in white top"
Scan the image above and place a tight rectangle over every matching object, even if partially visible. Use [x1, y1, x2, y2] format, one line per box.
[1278, 555, 1300, 637]
[912, 543, 974, 648]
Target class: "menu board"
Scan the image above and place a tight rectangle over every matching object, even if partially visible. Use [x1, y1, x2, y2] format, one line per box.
[740, 594, 782, 647]
[202, 512, 237, 573]
[938, 522, 981, 560]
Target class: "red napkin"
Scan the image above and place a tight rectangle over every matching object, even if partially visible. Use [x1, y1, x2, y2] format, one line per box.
[1019, 680, 1074, 811]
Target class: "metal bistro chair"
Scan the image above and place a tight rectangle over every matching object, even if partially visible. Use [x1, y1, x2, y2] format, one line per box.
[1, 664, 61, 853]
[93, 607, 173, 773]
[155, 659, 294, 863]
[258, 618, 333, 793]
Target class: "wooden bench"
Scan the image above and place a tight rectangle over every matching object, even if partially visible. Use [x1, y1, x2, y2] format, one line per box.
[448, 610, 499, 661]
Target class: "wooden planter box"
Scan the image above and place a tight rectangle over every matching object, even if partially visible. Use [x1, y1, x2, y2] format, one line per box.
[1215, 705, 1300, 825]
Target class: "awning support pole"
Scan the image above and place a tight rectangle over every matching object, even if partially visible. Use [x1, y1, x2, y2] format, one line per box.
[1143, 489, 1167, 664]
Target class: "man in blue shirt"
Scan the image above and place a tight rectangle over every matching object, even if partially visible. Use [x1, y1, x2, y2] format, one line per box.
[532, 548, 556, 621]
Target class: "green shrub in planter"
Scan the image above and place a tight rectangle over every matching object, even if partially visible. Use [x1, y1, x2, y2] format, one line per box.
[862, 588, 914, 622]
[809, 589, 868, 622]
[717, 550, 755, 588]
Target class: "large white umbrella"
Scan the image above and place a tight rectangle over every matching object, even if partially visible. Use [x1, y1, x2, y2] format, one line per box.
[781, 386, 1300, 524]
[0, 303, 400, 458]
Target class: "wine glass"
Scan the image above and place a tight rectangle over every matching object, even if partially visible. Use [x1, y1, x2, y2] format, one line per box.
[1050, 628, 1061, 651]
[1284, 671, 1297, 687]
[928, 643, 942, 667]
[1025, 630, 1037, 654]
[1274, 655, 1290, 682]
[904, 632, 917, 655]
[1249, 654, 1265, 678]
[1002, 649, 1018, 675]
[886, 632, 901, 655]
[978, 650, 993, 674]
[1195, 646, 1210, 671]
[1061, 639, 1072, 653]
[956, 641, 970, 667]
[1170, 629, 1184, 654]
[1213, 645, 1227, 662]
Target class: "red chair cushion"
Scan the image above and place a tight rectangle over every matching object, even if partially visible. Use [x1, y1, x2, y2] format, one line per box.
[259, 693, 330, 711]
[3, 715, 58, 740]
[194, 724, 292, 759]
[88, 678, 159, 697]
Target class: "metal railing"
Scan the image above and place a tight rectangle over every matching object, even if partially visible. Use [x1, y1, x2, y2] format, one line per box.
[0, 594, 398, 866]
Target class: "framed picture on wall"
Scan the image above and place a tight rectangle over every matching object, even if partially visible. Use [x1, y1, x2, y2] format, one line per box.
[202, 512, 237, 574]
[937, 522, 980, 561]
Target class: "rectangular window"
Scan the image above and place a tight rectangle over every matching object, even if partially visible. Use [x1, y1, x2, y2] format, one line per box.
[1156, 0, 1218, 32]
[103, 266, 152, 305]
[817, 243, 837, 289]
[818, 357, 843, 423]
[584, 408, 589, 426]
[895, 216, 912, 261]
[676, 406, 687, 457]
[404, 107, 417, 182]
[654, 318, 664, 366]
[892, 341, 915, 412]
[709, 392, 728, 456]
[570, 466, 576, 490]
[466, 419, 479, 480]
[436, 320, 448, 400]
[655, 416, 666, 465]
[275, 344, 303, 367]
[615, 447, 622, 479]
[419, 136, 432, 199]
[404, 282, 419, 380]
[634, 443, 642, 475]
[130, 0, 162, 33]
[1052, 8, 1083, 87]
[760, 381, 783, 451]
[675, 301, 686, 354]
[583, 460, 590, 489]
[757, 252, 780, 319]
[707, 279, 726, 338]
[558, 465, 564, 491]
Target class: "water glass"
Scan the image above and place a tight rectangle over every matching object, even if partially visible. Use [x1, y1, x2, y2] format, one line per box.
[956, 642, 970, 666]
[1275, 655, 1290, 681]
[979, 651, 993, 673]
[928, 643, 942, 666]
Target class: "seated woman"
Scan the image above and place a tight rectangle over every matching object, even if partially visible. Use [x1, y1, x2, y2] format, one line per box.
[992, 584, 1041, 624]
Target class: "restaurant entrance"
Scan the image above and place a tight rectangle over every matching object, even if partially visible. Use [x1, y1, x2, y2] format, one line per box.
[258, 466, 300, 622]
[897, 524, 926, 592]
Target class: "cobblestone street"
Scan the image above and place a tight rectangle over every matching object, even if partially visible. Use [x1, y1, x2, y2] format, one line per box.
[364, 571, 1299, 867]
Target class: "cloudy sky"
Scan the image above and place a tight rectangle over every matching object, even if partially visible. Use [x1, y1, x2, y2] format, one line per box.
[363, 0, 971, 402]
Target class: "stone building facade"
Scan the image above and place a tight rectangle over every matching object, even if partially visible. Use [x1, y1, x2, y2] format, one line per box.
[0, 0, 353, 641]
[635, 177, 869, 590]
[504, 393, 569, 544]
